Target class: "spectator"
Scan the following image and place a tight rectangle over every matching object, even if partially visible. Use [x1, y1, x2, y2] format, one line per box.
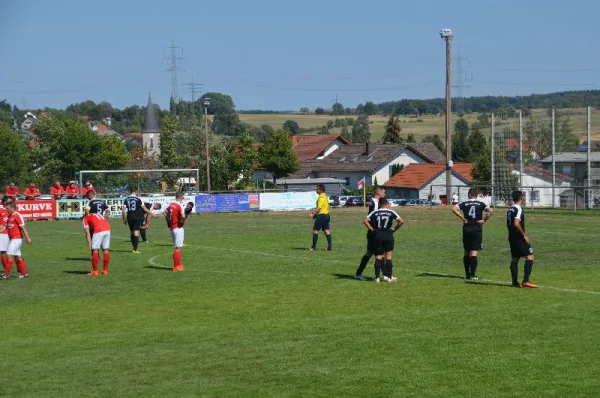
[24, 183, 41, 200]
[50, 181, 65, 200]
[4, 182, 20, 199]
[81, 181, 96, 197]
[65, 181, 79, 199]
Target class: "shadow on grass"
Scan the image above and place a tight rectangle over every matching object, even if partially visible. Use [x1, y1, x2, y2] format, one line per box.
[62, 270, 89, 275]
[416, 272, 465, 280]
[152, 244, 173, 247]
[144, 265, 172, 271]
[332, 273, 373, 281]
[292, 247, 309, 251]
[64, 257, 90, 261]
[466, 280, 514, 288]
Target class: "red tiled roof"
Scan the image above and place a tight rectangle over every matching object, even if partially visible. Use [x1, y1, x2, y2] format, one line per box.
[506, 139, 532, 151]
[382, 163, 473, 189]
[511, 164, 573, 184]
[94, 123, 109, 132]
[290, 134, 350, 161]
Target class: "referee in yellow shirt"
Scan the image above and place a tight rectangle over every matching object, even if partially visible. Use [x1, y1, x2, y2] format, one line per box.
[308, 184, 332, 251]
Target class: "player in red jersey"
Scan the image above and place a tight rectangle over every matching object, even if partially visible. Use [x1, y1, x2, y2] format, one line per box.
[82, 213, 111, 276]
[2, 201, 33, 279]
[164, 192, 193, 272]
[0, 196, 11, 272]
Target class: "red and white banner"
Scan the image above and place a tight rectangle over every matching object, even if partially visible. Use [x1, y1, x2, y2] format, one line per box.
[357, 178, 365, 190]
[16, 200, 57, 220]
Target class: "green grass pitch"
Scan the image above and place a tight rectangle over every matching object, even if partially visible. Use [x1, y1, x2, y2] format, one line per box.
[1, 208, 599, 397]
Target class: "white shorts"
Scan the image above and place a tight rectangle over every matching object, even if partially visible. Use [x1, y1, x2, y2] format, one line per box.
[0, 234, 9, 252]
[170, 228, 184, 248]
[91, 231, 111, 250]
[7, 239, 22, 256]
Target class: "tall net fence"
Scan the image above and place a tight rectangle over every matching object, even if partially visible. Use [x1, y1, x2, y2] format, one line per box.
[489, 106, 600, 209]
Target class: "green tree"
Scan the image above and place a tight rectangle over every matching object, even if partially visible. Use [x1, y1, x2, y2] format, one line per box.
[406, 133, 416, 143]
[283, 120, 300, 134]
[326, 120, 334, 129]
[455, 118, 469, 136]
[524, 111, 578, 159]
[341, 124, 351, 142]
[332, 102, 344, 116]
[352, 115, 370, 143]
[390, 163, 404, 176]
[381, 116, 404, 144]
[422, 134, 445, 153]
[261, 124, 274, 136]
[0, 124, 29, 185]
[300, 107, 309, 114]
[315, 107, 325, 115]
[258, 130, 299, 183]
[94, 134, 130, 170]
[468, 124, 487, 162]
[320, 125, 329, 135]
[233, 133, 259, 188]
[361, 101, 377, 115]
[452, 118, 471, 162]
[159, 115, 181, 168]
[471, 144, 518, 199]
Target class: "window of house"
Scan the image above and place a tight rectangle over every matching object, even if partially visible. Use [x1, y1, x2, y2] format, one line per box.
[562, 165, 572, 175]
[150, 138, 154, 149]
[530, 190, 540, 202]
[345, 177, 350, 185]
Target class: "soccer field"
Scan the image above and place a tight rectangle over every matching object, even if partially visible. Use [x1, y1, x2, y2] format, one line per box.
[1, 208, 599, 396]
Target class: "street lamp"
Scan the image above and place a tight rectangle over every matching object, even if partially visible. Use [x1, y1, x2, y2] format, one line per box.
[440, 28, 453, 204]
[203, 98, 211, 193]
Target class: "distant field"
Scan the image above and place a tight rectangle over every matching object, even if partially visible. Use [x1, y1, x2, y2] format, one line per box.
[240, 108, 600, 142]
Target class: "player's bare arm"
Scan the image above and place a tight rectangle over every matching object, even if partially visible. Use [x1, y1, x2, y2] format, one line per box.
[310, 206, 320, 218]
[513, 219, 529, 244]
[121, 206, 128, 225]
[104, 209, 111, 219]
[84, 227, 92, 251]
[141, 204, 156, 218]
[482, 207, 493, 223]
[363, 217, 375, 232]
[452, 205, 467, 223]
[20, 225, 33, 245]
[0, 225, 5, 233]
[393, 217, 405, 232]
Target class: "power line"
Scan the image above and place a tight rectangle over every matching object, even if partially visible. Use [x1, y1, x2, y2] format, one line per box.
[453, 47, 471, 112]
[163, 41, 185, 101]
[183, 76, 203, 102]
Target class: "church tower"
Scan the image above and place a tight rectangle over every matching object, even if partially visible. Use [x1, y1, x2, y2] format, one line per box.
[141, 94, 160, 157]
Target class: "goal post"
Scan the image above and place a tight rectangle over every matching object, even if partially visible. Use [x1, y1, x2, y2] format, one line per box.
[77, 168, 200, 195]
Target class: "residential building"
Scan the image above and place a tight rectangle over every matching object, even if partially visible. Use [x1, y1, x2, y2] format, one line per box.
[539, 152, 600, 182]
[277, 178, 347, 196]
[511, 165, 573, 207]
[285, 142, 445, 188]
[90, 122, 117, 137]
[382, 163, 473, 203]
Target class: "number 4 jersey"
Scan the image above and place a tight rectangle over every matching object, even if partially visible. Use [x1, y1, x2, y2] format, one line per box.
[367, 209, 401, 232]
[458, 200, 489, 227]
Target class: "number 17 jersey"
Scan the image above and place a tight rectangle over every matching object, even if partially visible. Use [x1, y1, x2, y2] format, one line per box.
[367, 209, 400, 232]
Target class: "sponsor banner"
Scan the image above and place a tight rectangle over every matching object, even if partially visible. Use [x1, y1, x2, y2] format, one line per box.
[143, 195, 197, 215]
[258, 192, 318, 211]
[194, 194, 259, 213]
[16, 200, 56, 220]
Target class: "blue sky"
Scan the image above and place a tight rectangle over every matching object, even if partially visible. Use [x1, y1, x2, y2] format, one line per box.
[1, 0, 599, 111]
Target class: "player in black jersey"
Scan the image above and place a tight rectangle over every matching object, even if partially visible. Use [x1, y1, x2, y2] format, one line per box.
[121, 188, 155, 254]
[506, 191, 537, 288]
[140, 202, 161, 243]
[355, 188, 385, 281]
[363, 198, 404, 283]
[451, 188, 493, 280]
[86, 190, 110, 218]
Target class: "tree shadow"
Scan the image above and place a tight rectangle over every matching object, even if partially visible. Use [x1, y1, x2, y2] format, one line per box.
[144, 265, 172, 271]
[416, 272, 465, 280]
[64, 257, 90, 261]
[63, 270, 90, 275]
[332, 273, 374, 281]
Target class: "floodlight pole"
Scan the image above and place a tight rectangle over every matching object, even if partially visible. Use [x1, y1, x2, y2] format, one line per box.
[519, 110, 523, 188]
[442, 30, 454, 204]
[587, 106, 591, 209]
[204, 99, 211, 193]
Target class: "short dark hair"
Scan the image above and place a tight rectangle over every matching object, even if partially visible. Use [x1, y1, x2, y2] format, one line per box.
[5, 201, 16, 209]
[86, 190, 96, 198]
[378, 198, 389, 207]
[512, 190, 524, 203]
[317, 184, 326, 193]
[1, 196, 11, 205]
[468, 188, 478, 198]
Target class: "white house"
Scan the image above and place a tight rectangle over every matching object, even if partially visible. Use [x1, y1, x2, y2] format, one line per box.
[511, 165, 573, 207]
[382, 163, 473, 204]
[287, 142, 446, 188]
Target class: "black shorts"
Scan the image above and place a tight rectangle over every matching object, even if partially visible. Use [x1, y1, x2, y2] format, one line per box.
[509, 239, 534, 258]
[463, 225, 483, 251]
[373, 231, 394, 255]
[313, 214, 330, 231]
[127, 215, 143, 231]
[366, 230, 377, 252]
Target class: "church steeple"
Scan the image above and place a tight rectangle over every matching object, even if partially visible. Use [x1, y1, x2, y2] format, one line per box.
[142, 93, 160, 156]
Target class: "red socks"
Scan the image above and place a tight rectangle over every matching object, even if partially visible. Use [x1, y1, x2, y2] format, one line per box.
[4, 260, 13, 275]
[1, 254, 7, 271]
[92, 252, 99, 272]
[16, 259, 27, 275]
[173, 250, 182, 267]
[103, 252, 110, 272]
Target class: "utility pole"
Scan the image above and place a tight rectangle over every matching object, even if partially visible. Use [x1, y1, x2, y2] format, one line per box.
[183, 77, 203, 103]
[519, 110, 523, 188]
[164, 41, 185, 101]
[204, 98, 211, 192]
[440, 28, 454, 204]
